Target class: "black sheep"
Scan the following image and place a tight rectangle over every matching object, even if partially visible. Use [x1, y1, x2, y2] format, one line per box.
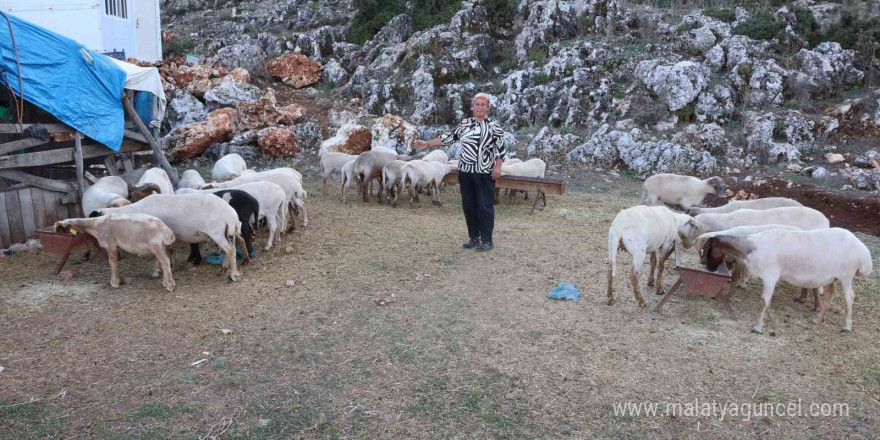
[188, 190, 260, 265]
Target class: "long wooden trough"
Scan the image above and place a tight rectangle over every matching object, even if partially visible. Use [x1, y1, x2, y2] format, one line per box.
[442, 171, 566, 214]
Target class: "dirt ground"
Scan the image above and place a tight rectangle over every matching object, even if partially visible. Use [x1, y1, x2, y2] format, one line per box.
[1, 174, 879, 440]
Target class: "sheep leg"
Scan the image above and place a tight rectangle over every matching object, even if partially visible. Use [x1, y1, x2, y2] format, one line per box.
[211, 233, 239, 282]
[152, 243, 175, 292]
[752, 277, 778, 334]
[647, 252, 656, 287]
[655, 247, 671, 295]
[812, 283, 835, 325]
[108, 245, 123, 288]
[840, 278, 854, 332]
[606, 262, 615, 306]
[265, 212, 279, 251]
[293, 198, 308, 227]
[408, 184, 416, 209]
[629, 250, 647, 307]
[235, 234, 250, 265]
[188, 243, 202, 267]
[795, 288, 809, 304]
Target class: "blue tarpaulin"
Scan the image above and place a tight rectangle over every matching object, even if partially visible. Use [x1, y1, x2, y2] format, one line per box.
[0, 13, 127, 150]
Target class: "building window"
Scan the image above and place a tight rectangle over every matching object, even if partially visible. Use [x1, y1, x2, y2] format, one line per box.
[105, 0, 128, 19]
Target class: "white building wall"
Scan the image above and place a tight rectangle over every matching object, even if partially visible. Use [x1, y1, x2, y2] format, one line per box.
[99, 0, 136, 58]
[2, 1, 102, 50]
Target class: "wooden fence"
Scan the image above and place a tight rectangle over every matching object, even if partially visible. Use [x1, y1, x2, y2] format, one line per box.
[0, 185, 82, 248]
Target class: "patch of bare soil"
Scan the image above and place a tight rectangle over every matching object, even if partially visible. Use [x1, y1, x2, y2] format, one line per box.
[1, 177, 878, 439]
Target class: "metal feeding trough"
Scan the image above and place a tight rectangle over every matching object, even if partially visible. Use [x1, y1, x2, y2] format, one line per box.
[654, 261, 736, 319]
[35, 227, 104, 274]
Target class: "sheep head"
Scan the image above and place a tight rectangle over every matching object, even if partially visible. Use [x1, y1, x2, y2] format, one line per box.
[129, 183, 162, 202]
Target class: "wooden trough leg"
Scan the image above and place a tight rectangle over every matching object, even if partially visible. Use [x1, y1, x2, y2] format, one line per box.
[55, 252, 71, 275]
[653, 277, 683, 313]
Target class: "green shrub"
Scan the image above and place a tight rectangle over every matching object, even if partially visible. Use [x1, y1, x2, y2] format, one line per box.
[532, 72, 550, 85]
[822, 10, 880, 50]
[162, 36, 195, 59]
[484, 0, 518, 38]
[347, 0, 462, 46]
[733, 12, 783, 41]
[528, 47, 548, 65]
[703, 8, 736, 24]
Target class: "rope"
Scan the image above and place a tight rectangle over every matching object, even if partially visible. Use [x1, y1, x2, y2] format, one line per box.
[0, 11, 24, 126]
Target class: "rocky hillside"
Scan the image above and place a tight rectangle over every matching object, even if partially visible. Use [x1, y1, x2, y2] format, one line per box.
[159, 0, 880, 192]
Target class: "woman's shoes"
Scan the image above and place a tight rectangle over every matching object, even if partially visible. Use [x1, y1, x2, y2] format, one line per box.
[475, 242, 493, 252]
[462, 238, 480, 249]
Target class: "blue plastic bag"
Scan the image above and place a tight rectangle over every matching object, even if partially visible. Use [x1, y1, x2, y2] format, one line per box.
[547, 282, 580, 303]
[204, 243, 255, 265]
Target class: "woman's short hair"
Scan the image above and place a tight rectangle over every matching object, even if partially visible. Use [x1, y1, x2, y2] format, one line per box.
[471, 92, 491, 108]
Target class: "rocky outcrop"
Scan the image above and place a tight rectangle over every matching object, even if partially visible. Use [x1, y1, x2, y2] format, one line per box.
[793, 42, 864, 98]
[203, 76, 261, 109]
[635, 60, 710, 111]
[371, 115, 420, 154]
[266, 53, 323, 88]
[526, 126, 584, 163]
[164, 90, 207, 132]
[237, 90, 308, 131]
[257, 127, 299, 157]
[166, 108, 237, 161]
[319, 124, 373, 156]
[211, 43, 268, 74]
[514, 0, 624, 64]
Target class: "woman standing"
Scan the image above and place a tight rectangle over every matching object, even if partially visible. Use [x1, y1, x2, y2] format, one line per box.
[414, 93, 507, 251]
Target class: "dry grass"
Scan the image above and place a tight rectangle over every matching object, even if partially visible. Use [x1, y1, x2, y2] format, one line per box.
[1, 173, 878, 439]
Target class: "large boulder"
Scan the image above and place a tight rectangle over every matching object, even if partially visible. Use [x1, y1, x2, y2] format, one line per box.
[164, 90, 207, 132]
[266, 53, 323, 88]
[166, 108, 236, 161]
[203, 76, 261, 109]
[371, 114, 420, 154]
[237, 90, 308, 131]
[319, 124, 373, 156]
[322, 59, 349, 88]
[794, 42, 864, 98]
[211, 43, 268, 74]
[729, 59, 789, 106]
[635, 60, 710, 111]
[257, 127, 299, 157]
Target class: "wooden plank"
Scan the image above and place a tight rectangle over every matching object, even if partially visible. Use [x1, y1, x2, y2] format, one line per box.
[104, 156, 120, 176]
[84, 171, 98, 184]
[0, 138, 48, 156]
[30, 187, 48, 231]
[0, 123, 73, 134]
[0, 140, 145, 169]
[17, 187, 36, 238]
[5, 190, 26, 244]
[121, 154, 135, 173]
[122, 94, 179, 186]
[442, 172, 566, 194]
[0, 192, 10, 248]
[74, 132, 86, 196]
[0, 170, 75, 193]
[42, 188, 61, 224]
[123, 129, 149, 143]
[54, 191, 70, 219]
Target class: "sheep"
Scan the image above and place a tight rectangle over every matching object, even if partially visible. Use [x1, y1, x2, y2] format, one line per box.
[503, 157, 523, 165]
[422, 149, 448, 163]
[186, 190, 260, 266]
[202, 168, 307, 230]
[688, 197, 803, 216]
[130, 167, 174, 201]
[371, 145, 398, 155]
[607, 205, 700, 307]
[55, 214, 176, 291]
[399, 160, 458, 208]
[702, 228, 873, 333]
[89, 193, 244, 282]
[81, 176, 131, 218]
[177, 181, 286, 250]
[382, 160, 410, 203]
[212, 153, 248, 182]
[351, 150, 412, 203]
[178, 170, 207, 190]
[642, 173, 726, 211]
[341, 160, 357, 202]
[691, 207, 830, 237]
[499, 158, 546, 202]
[321, 152, 357, 196]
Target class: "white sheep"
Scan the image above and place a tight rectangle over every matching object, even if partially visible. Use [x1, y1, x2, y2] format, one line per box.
[400, 160, 457, 208]
[688, 197, 803, 216]
[703, 228, 873, 333]
[177, 181, 287, 250]
[81, 176, 131, 217]
[203, 168, 307, 230]
[607, 205, 700, 307]
[321, 152, 357, 196]
[178, 170, 207, 190]
[55, 213, 176, 291]
[422, 149, 448, 163]
[503, 157, 523, 165]
[340, 160, 357, 202]
[643, 173, 726, 210]
[382, 160, 410, 203]
[212, 153, 248, 182]
[90, 193, 244, 282]
[131, 167, 174, 201]
[499, 158, 546, 178]
[692, 207, 830, 237]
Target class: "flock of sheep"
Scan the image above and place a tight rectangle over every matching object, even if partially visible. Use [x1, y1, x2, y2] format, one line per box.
[607, 173, 874, 333]
[57, 153, 307, 292]
[321, 146, 546, 207]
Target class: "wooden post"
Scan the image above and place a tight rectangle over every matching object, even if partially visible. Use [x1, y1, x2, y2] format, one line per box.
[121, 93, 178, 186]
[74, 132, 86, 197]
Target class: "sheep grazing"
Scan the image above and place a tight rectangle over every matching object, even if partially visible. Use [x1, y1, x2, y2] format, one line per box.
[422, 149, 449, 163]
[607, 205, 700, 307]
[381, 160, 410, 203]
[178, 181, 287, 250]
[90, 193, 245, 282]
[321, 152, 357, 196]
[212, 153, 248, 182]
[187, 190, 260, 266]
[688, 197, 803, 216]
[203, 168, 307, 230]
[55, 214, 176, 291]
[130, 167, 174, 201]
[351, 150, 412, 203]
[340, 160, 357, 202]
[81, 176, 131, 218]
[692, 207, 830, 237]
[178, 170, 207, 190]
[643, 173, 726, 211]
[703, 228, 873, 333]
[399, 160, 457, 208]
